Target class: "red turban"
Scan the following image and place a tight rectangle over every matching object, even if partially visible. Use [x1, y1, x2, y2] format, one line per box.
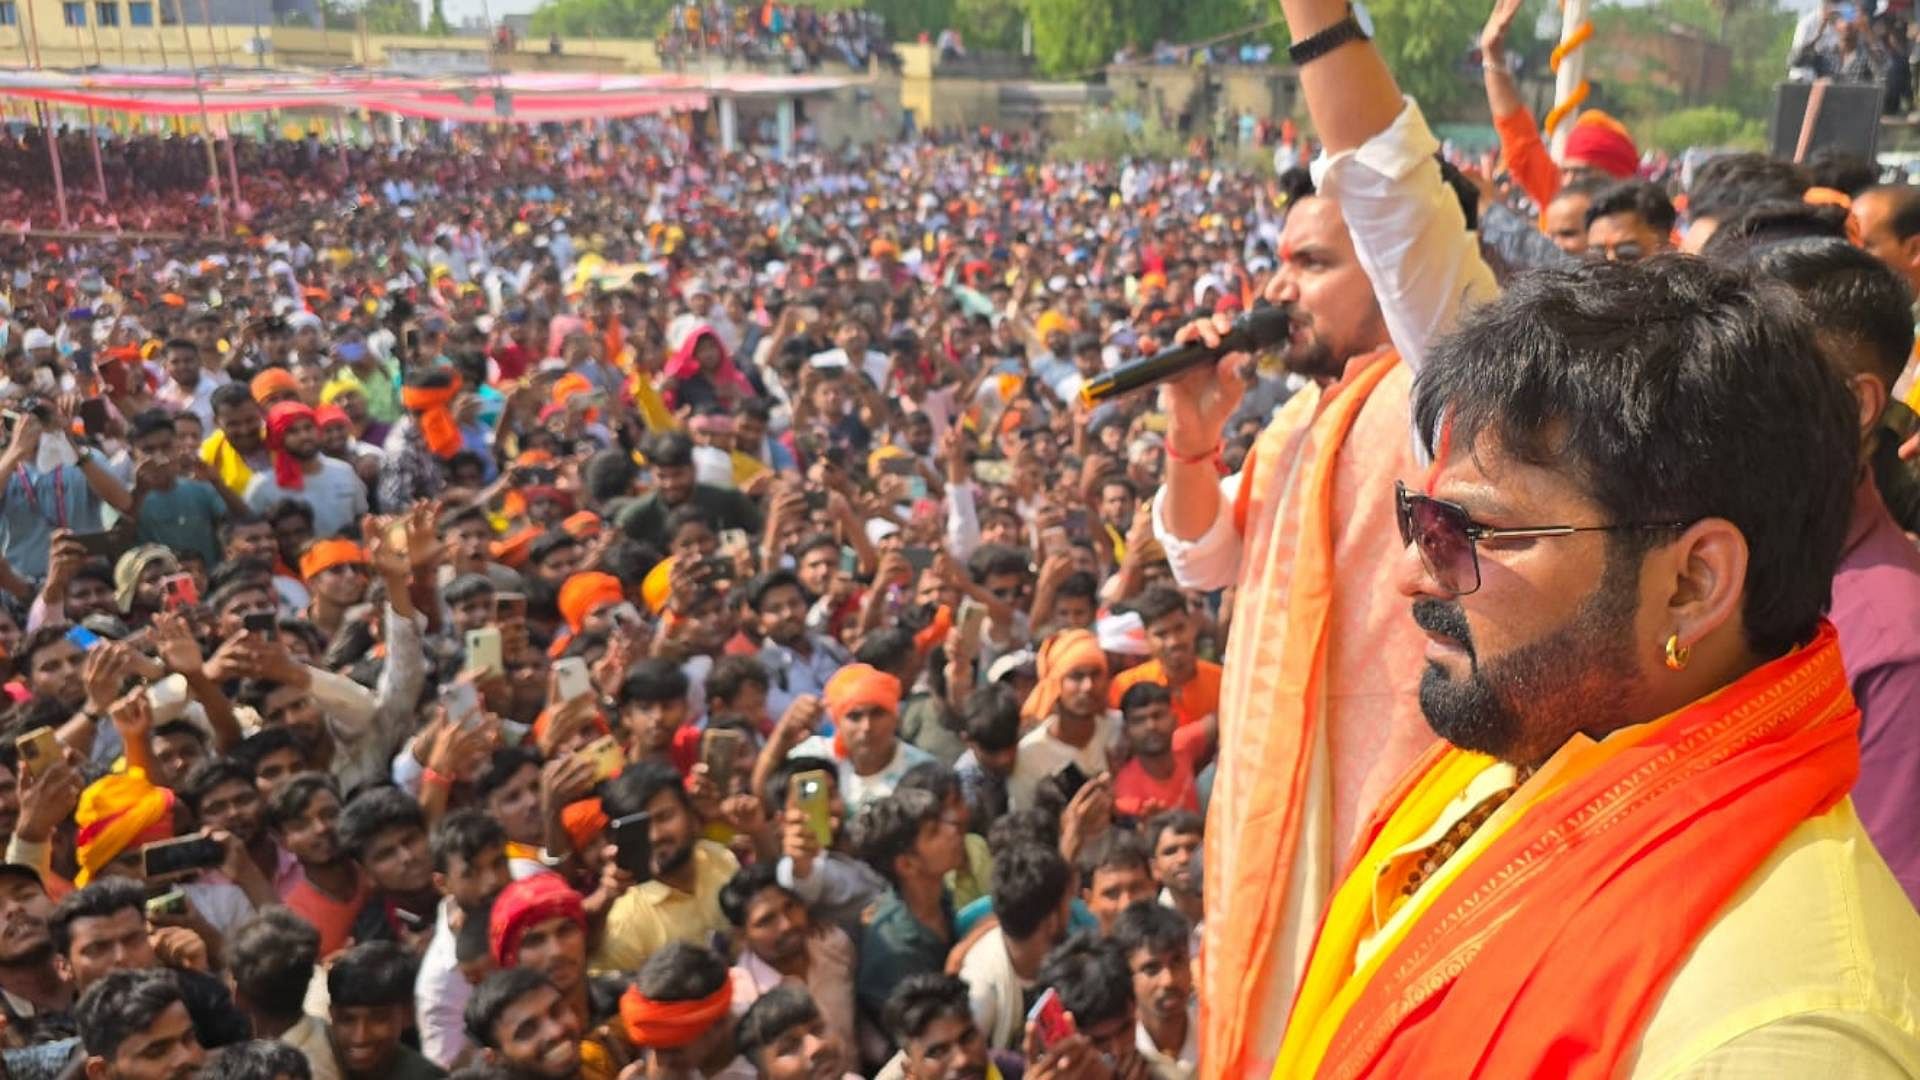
[558, 572, 624, 635]
[619, 982, 733, 1048]
[489, 872, 586, 967]
[265, 401, 315, 491]
[1563, 111, 1639, 180]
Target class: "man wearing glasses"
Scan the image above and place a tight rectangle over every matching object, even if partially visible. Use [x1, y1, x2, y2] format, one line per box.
[1150, 0, 1497, 1071]
[1276, 256, 1920, 1078]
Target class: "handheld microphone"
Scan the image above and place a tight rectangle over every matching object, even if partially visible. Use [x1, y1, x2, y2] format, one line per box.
[1079, 304, 1294, 406]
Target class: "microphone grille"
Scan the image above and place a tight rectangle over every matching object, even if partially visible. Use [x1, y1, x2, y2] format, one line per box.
[1241, 304, 1295, 350]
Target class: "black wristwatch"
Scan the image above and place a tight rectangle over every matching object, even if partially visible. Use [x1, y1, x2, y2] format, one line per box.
[1289, 5, 1372, 65]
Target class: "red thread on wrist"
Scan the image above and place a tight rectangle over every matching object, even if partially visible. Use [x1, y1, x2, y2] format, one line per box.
[1167, 441, 1220, 466]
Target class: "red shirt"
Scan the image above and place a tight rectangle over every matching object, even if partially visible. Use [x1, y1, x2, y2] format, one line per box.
[1111, 723, 1210, 821]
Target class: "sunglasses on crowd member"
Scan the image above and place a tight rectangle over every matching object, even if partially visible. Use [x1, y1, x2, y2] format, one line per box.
[1394, 481, 1686, 596]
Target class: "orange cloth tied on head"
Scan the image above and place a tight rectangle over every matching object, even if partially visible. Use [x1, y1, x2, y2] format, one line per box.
[250, 367, 300, 405]
[1021, 628, 1108, 726]
[551, 373, 600, 422]
[642, 557, 675, 615]
[559, 572, 624, 635]
[823, 663, 901, 724]
[74, 769, 175, 887]
[300, 538, 368, 581]
[489, 872, 586, 967]
[265, 401, 315, 491]
[1562, 110, 1639, 180]
[560, 797, 609, 855]
[562, 511, 603, 540]
[619, 983, 733, 1049]
[401, 375, 463, 459]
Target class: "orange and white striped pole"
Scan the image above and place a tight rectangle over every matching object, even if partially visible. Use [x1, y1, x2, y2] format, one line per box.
[1545, 0, 1592, 157]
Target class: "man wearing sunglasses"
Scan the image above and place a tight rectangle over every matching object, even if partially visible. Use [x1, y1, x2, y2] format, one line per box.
[1151, 0, 1498, 1069]
[1276, 256, 1920, 1078]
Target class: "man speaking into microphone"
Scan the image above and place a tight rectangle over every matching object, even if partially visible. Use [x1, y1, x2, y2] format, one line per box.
[1147, 19, 1498, 1076]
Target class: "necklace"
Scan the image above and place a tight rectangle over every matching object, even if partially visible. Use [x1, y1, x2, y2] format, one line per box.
[1400, 766, 1533, 898]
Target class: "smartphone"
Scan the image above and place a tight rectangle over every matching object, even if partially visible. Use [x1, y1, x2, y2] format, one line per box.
[513, 466, 558, 486]
[717, 528, 750, 554]
[78, 397, 109, 438]
[465, 627, 505, 678]
[14, 727, 57, 778]
[141, 834, 225, 880]
[901, 546, 936, 572]
[803, 490, 829, 513]
[881, 456, 916, 477]
[145, 889, 188, 918]
[579, 733, 626, 782]
[494, 592, 527, 623]
[71, 531, 117, 560]
[440, 680, 482, 727]
[553, 657, 593, 703]
[701, 728, 746, 794]
[839, 546, 858, 574]
[609, 810, 654, 880]
[791, 769, 833, 849]
[1061, 508, 1091, 542]
[385, 519, 410, 556]
[1027, 987, 1075, 1051]
[65, 626, 101, 652]
[1052, 762, 1090, 804]
[242, 612, 277, 640]
[700, 555, 735, 583]
[160, 573, 199, 612]
[908, 476, 929, 501]
[957, 599, 987, 656]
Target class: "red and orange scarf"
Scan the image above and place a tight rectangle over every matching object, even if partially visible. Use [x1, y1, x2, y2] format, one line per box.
[1276, 621, 1859, 1080]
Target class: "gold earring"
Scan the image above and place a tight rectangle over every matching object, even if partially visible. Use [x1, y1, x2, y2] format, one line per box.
[1664, 633, 1691, 672]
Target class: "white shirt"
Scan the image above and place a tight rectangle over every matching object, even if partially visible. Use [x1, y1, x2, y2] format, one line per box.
[415, 897, 469, 1068]
[789, 735, 934, 812]
[1153, 98, 1497, 591]
[1007, 711, 1120, 812]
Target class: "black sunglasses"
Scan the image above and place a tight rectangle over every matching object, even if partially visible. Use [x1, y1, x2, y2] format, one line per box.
[1394, 481, 1687, 595]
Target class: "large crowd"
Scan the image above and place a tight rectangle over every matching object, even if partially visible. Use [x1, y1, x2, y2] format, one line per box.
[4, 0, 1920, 1076]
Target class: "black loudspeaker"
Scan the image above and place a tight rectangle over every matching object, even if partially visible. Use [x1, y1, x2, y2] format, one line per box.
[1768, 80, 1883, 161]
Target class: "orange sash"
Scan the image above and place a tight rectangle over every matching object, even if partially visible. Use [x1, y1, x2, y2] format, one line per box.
[1287, 622, 1859, 1080]
[402, 379, 462, 459]
[1203, 349, 1410, 1079]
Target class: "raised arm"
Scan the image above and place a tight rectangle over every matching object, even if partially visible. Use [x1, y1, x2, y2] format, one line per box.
[1481, 0, 1562, 209]
[1290, 0, 1500, 371]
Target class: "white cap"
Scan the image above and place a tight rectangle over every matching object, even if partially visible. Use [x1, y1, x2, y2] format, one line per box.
[986, 649, 1036, 683]
[865, 518, 901, 545]
[1096, 611, 1149, 656]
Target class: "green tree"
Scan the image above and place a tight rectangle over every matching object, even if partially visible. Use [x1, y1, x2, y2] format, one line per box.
[528, 0, 672, 37]
[1318, 0, 1484, 115]
[953, 0, 1023, 51]
[1641, 104, 1765, 149]
[426, 0, 451, 32]
[866, 0, 957, 40]
[361, 0, 419, 33]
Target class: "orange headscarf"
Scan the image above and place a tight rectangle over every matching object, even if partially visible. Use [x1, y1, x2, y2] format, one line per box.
[264, 401, 315, 491]
[401, 375, 463, 459]
[251, 367, 300, 405]
[558, 572, 624, 634]
[618, 983, 733, 1049]
[551, 372, 600, 422]
[559, 797, 609, 855]
[74, 769, 175, 886]
[491, 529, 537, 569]
[299, 538, 368, 581]
[562, 511, 603, 540]
[1020, 629, 1109, 726]
[823, 663, 901, 724]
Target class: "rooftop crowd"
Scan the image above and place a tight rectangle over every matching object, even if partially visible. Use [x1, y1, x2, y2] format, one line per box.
[2, 0, 1920, 1074]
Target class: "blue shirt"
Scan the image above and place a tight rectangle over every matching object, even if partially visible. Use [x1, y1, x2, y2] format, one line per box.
[0, 465, 104, 580]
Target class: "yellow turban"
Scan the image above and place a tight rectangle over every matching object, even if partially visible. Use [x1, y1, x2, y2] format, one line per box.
[75, 769, 175, 886]
[642, 557, 675, 615]
[1034, 310, 1073, 341]
[321, 370, 368, 406]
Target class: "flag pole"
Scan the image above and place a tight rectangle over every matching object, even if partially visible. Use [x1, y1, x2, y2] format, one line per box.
[1545, 0, 1592, 158]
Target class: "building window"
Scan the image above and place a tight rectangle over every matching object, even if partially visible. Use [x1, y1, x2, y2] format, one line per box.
[94, 1, 117, 24]
[127, 0, 150, 22]
[0, 2, 16, 24]
[61, 1, 84, 24]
